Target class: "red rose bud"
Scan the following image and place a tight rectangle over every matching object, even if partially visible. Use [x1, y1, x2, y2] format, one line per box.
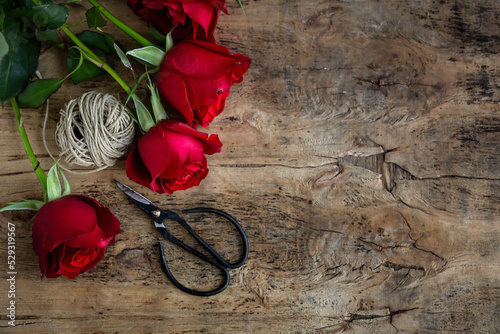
[126, 119, 222, 194]
[156, 40, 251, 127]
[32, 195, 121, 279]
[127, 0, 227, 42]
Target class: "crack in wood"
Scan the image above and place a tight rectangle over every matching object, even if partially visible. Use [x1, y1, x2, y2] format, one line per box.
[216, 162, 340, 169]
[338, 152, 416, 192]
[357, 237, 412, 251]
[308, 226, 343, 234]
[412, 243, 447, 263]
[382, 261, 425, 272]
[343, 307, 421, 324]
[357, 234, 446, 265]
[340, 149, 500, 196]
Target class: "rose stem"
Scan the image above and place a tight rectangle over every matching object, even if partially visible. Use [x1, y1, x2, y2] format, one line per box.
[60, 25, 140, 122]
[61, 25, 133, 95]
[86, 0, 155, 47]
[10, 97, 48, 202]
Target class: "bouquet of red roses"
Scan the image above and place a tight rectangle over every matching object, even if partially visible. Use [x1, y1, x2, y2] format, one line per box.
[0, 0, 250, 279]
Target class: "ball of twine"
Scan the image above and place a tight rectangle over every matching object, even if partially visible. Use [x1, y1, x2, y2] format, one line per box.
[44, 91, 135, 174]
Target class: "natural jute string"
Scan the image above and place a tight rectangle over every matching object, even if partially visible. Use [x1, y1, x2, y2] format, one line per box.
[43, 91, 135, 174]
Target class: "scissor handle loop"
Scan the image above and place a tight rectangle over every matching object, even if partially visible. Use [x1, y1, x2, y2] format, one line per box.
[181, 207, 249, 269]
[158, 242, 230, 297]
[157, 208, 248, 296]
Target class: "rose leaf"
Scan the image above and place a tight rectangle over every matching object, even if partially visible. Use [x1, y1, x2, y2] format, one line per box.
[46, 162, 62, 202]
[85, 6, 107, 29]
[0, 17, 41, 106]
[8, 4, 70, 30]
[126, 46, 166, 67]
[17, 78, 64, 108]
[67, 48, 106, 84]
[0, 31, 8, 63]
[0, 199, 46, 212]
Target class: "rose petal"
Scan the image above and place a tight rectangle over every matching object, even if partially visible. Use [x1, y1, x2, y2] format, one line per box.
[168, 41, 237, 79]
[163, 160, 208, 192]
[64, 224, 114, 249]
[208, 0, 228, 14]
[182, 2, 217, 38]
[142, 0, 165, 10]
[126, 146, 165, 193]
[59, 247, 80, 278]
[162, 120, 222, 155]
[59, 247, 105, 279]
[203, 91, 228, 126]
[164, 120, 208, 141]
[138, 124, 175, 180]
[168, 3, 188, 24]
[32, 196, 98, 256]
[79, 248, 105, 273]
[182, 74, 221, 110]
[74, 195, 121, 238]
[39, 243, 65, 279]
[204, 134, 223, 154]
[156, 70, 194, 125]
[157, 129, 205, 179]
[126, 147, 153, 185]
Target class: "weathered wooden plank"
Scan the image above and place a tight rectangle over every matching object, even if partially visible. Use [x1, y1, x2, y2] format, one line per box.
[1, 0, 499, 332]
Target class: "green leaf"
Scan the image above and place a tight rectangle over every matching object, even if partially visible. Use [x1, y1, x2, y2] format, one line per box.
[58, 166, 70, 196]
[0, 199, 45, 212]
[15, 0, 52, 8]
[165, 27, 174, 53]
[235, 0, 245, 14]
[46, 162, 62, 202]
[114, 43, 131, 69]
[85, 6, 106, 28]
[17, 78, 63, 108]
[103, 33, 116, 55]
[65, 31, 117, 84]
[147, 72, 166, 123]
[127, 46, 166, 67]
[67, 48, 105, 84]
[0, 0, 16, 12]
[9, 4, 69, 30]
[75, 30, 114, 54]
[149, 24, 165, 45]
[0, 17, 41, 105]
[65, 46, 84, 76]
[35, 27, 60, 43]
[132, 95, 154, 133]
[0, 12, 5, 30]
[0, 31, 8, 64]
[150, 84, 167, 123]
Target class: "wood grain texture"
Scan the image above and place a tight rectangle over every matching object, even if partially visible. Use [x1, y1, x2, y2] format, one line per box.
[1, 0, 499, 332]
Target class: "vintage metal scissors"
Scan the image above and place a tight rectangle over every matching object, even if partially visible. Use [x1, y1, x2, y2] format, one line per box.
[115, 181, 248, 296]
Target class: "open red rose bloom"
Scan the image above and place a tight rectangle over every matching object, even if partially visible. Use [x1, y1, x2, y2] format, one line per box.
[126, 119, 222, 194]
[156, 40, 251, 127]
[127, 0, 227, 41]
[32, 195, 121, 279]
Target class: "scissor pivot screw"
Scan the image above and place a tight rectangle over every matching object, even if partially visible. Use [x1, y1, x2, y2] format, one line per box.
[152, 209, 161, 217]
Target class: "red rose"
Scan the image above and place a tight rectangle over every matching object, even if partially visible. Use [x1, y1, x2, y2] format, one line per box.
[126, 119, 222, 194]
[32, 195, 121, 279]
[156, 40, 251, 127]
[127, 0, 227, 42]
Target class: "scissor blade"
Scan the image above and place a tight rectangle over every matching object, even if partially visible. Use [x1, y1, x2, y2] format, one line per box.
[115, 180, 156, 207]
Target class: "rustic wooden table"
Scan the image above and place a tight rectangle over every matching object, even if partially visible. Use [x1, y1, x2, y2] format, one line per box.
[1, 0, 499, 332]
